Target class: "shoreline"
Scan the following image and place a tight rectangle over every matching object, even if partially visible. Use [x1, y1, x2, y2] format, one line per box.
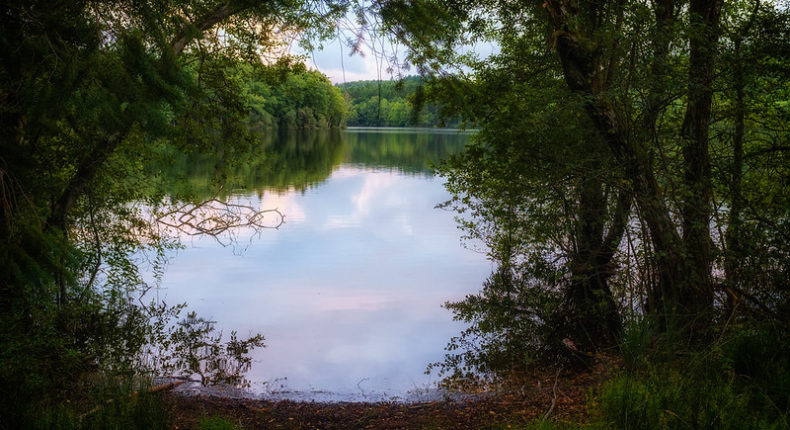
[171, 380, 482, 404]
[344, 126, 478, 133]
[164, 388, 587, 429]
[161, 361, 615, 428]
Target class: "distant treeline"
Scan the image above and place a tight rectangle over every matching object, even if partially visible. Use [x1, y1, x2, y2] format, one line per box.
[244, 71, 461, 129]
[337, 76, 461, 128]
[245, 59, 346, 130]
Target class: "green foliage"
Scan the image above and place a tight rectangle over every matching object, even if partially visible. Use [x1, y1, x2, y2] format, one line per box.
[76, 380, 170, 430]
[246, 58, 347, 130]
[424, 22, 629, 380]
[618, 319, 655, 369]
[429, 267, 562, 390]
[389, 0, 790, 402]
[0, 0, 347, 427]
[12, 376, 170, 430]
[339, 76, 461, 127]
[199, 416, 244, 430]
[522, 421, 584, 430]
[592, 326, 790, 429]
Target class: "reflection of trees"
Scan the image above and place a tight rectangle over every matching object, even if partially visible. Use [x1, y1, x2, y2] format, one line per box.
[151, 129, 470, 200]
[152, 129, 344, 200]
[343, 130, 468, 174]
[155, 199, 283, 246]
[262, 129, 345, 191]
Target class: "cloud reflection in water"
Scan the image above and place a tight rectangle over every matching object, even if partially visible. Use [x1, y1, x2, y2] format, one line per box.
[160, 135, 491, 400]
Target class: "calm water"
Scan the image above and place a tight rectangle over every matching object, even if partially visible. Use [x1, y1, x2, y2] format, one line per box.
[156, 128, 491, 401]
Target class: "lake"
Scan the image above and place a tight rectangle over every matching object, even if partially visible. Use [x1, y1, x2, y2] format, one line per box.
[155, 128, 492, 401]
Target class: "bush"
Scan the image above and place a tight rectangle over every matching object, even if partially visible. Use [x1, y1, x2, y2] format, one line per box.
[22, 377, 169, 430]
[592, 325, 790, 429]
[427, 266, 561, 391]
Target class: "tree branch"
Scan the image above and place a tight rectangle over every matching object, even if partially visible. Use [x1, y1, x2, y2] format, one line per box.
[171, 1, 255, 55]
[47, 133, 122, 230]
[156, 198, 284, 247]
[49, 2, 262, 231]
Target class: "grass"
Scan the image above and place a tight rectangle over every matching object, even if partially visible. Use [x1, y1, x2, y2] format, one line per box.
[6, 376, 170, 430]
[587, 324, 790, 429]
[198, 416, 244, 430]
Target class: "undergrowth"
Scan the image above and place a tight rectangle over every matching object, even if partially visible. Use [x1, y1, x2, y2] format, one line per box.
[507, 322, 790, 430]
[588, 322, 790, 429]
[18, 377, 169, 430]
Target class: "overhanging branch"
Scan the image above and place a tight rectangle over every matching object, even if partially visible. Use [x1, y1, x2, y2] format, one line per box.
[171, 1, 256, 55]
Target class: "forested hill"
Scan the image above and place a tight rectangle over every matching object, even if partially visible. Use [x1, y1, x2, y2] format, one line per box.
[337, 76, 462, 128]
[244, 59, 346, 129]
[245, 72, 461, 129]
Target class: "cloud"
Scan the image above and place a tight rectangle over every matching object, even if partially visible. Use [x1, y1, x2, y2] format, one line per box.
[323, 168, 407, 231]
[297, 35, 501, 83]
[351, 172, 399, 216]
[261, 190, 306, 224]
[295, 35, 404, 83]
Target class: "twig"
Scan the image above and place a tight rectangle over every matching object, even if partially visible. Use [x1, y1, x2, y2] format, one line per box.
[542, 368, 561, 421]
[716, 289, 740, 345]
[356, 377, 369, 397]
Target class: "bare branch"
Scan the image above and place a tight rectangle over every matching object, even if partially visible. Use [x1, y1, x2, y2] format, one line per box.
[156, 198, 284, 247]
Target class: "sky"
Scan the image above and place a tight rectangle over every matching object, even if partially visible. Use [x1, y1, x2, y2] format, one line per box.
[291, 33, 411, 84]
[289, 29, 500, 84]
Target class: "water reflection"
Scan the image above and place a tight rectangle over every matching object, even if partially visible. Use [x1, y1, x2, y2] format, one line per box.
[156, 129, 491, 400]
[153, 128, 468, 198]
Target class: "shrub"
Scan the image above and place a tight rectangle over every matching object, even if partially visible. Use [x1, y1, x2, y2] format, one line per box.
[592, 325, 790, 429]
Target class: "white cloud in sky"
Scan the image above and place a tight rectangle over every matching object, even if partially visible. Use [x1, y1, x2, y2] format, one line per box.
[297, 38, 501, 83]
[295, 36, 403, 83]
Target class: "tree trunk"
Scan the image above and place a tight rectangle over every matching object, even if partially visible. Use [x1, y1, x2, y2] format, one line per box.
[724, 41, 745, 313]
[47, 133, 122, 231]
[725, 0, 759, 315]
[558, 178, 630, 352]
[544, 0, 702, 329]
[678, 0, 724, 322]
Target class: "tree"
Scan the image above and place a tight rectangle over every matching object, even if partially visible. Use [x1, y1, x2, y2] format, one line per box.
[1, 0, 347, 234]
[430, 56, 629, 362]
[378, 0, 790, 371]
[338, 76, 459, 127]
[539, 0, 725, 329]
[0, 0, 348, 423]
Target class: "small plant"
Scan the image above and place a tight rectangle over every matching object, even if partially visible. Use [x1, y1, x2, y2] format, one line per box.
[428, 264, 562, 392]
[591, 325, 790, 429]
[199, 416, 244, 430]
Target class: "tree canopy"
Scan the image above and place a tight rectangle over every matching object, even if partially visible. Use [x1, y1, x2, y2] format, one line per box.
[379, 0, 790, 387]
[2, 0, 790, 427]
[339, 76, 462, 127]
[0, 0, 350, 425]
